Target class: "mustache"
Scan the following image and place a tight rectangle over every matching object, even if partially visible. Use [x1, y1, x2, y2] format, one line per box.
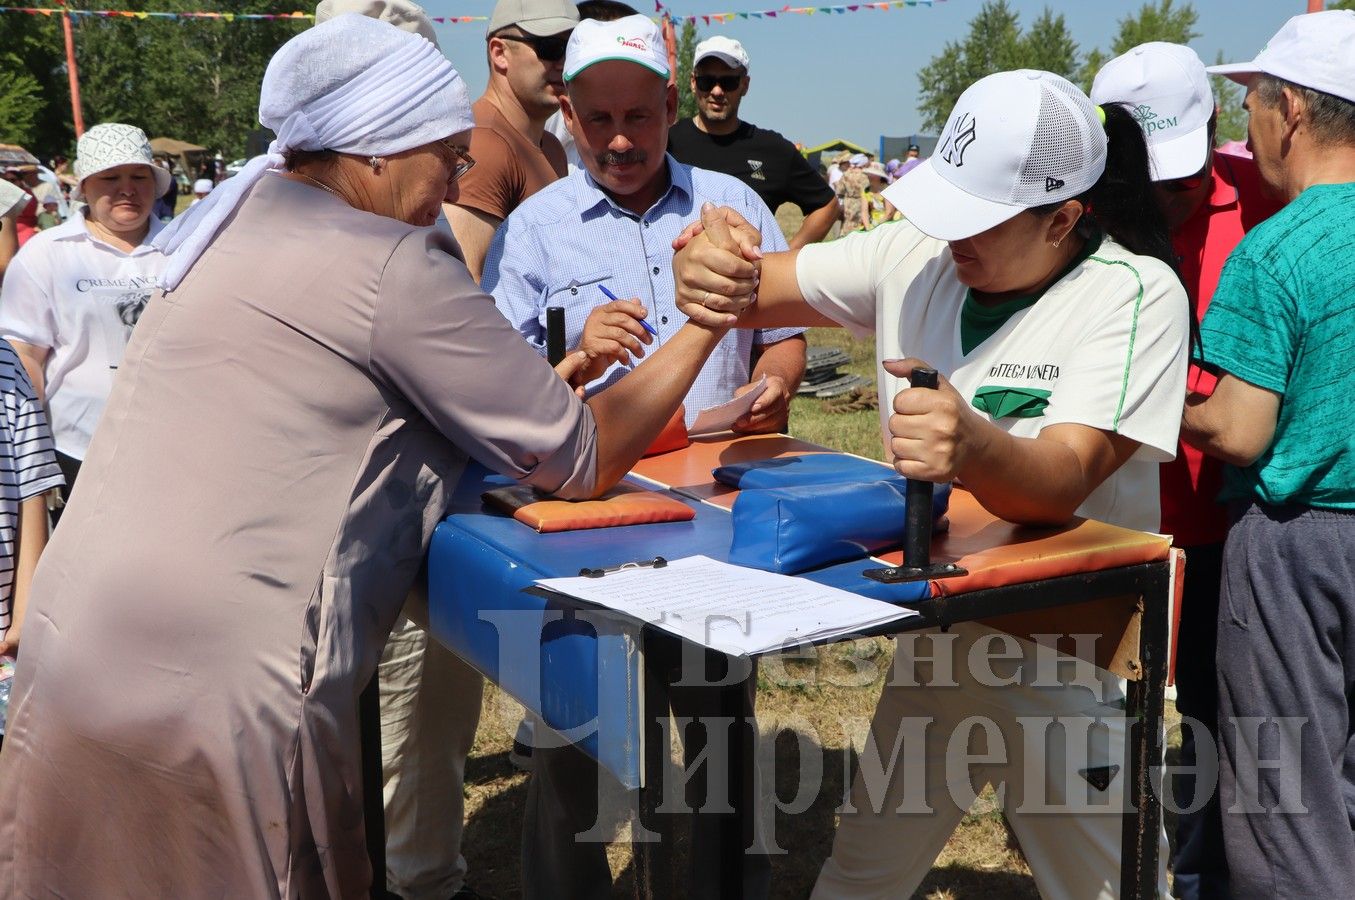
[598, 149, 646, 167]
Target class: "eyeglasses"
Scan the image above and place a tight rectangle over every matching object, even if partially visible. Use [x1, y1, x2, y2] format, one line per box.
[694, 74, 743, 93]
[437, 140, 477, 181]
[494, 32, 569, 63]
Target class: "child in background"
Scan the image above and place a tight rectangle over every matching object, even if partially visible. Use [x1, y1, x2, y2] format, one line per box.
[0, 338, 64, 742]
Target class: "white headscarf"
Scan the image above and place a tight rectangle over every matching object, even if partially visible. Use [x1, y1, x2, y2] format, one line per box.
[154, 13, 474, 291]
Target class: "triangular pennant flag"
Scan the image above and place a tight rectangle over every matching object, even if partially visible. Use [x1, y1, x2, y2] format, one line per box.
[701, 14, 709, 23]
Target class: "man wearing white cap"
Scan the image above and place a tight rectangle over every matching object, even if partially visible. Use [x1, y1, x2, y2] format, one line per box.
[1092, 41, 1281, 900]
[483, 13, 803, 898]
[668, 36, 840, 250]
[1180, 11, 1355, 898]
[0, 122, 168, 508]
[442, 0, 579, 280]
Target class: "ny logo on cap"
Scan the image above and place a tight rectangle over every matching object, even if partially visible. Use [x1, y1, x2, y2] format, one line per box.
[939, 113, 977, 168]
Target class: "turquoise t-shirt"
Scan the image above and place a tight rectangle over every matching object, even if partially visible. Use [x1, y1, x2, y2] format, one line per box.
[1200, 182, 1355, 509]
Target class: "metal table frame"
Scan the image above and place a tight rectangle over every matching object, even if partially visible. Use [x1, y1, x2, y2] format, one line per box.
[361, 558, 1170, 899]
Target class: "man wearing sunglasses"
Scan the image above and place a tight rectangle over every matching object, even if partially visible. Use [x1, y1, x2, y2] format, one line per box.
[444, 0, 579, 281]
[667, 37, 840, 251]
[1091, 42, 1281, 900]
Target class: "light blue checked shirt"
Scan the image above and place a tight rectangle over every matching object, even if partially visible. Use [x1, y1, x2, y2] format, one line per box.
[483, 154, 800, 426]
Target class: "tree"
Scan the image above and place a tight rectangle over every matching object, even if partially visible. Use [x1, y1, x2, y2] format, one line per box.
[0, 13, 74, 153]
[917, 1, 1075, 133]
[71, 0, 306, 159]
[1210, 51, 1247, 144]
[675, 18, 701, 121]
[1077, 0, 1200, 92]
[0, 57, 44, 146]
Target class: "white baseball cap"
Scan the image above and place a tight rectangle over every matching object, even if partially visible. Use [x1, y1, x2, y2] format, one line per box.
[883, 70, 1107, 242]
[694, 36, 749, 71]
[564, 14, 669, 82]
[72, 123, 172, 200]
[1091, 43, 1212, 181]
[1208, 10, 1355, 104]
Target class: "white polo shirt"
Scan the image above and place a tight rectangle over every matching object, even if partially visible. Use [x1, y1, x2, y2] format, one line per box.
[0, 210, 166, 460]
[797, 221, 1188, 532]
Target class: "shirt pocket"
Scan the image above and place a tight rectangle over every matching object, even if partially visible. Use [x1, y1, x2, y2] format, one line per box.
[545, 269, 615, 306]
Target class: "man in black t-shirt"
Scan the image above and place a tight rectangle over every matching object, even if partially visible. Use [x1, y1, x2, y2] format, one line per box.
[667, 36, 840, 249]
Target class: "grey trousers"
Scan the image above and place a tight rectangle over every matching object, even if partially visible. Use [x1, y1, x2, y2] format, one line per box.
[1216, 502, 1355, 900]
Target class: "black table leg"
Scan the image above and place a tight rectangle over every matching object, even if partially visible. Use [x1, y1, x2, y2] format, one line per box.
[1120, 564, 1170, 899]
[716, 673, 755, 899]
[360, 674, 393, 900]
[633, 628, 675, 900]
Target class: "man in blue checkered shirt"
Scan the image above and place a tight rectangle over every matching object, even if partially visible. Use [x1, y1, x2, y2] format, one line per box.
[483, 23, 804, 438]
[483, 15, 802, 899]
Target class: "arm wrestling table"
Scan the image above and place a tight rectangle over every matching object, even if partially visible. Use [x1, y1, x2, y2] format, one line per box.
[364, 433, 1180, 899]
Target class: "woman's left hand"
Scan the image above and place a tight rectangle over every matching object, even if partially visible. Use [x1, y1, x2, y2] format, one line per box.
[883, 357, 988, 483]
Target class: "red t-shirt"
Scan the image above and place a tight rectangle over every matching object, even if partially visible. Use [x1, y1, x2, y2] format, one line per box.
[14, 196, 37, 246]
[1160, 151, 1282, 546]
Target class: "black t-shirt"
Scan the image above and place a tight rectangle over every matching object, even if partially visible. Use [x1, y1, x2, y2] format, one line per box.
[667, 118, 836, 215]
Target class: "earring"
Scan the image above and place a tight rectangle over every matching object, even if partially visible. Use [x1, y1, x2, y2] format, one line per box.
[369, 156, 383, 171]
[1052, 238, 1062, 248]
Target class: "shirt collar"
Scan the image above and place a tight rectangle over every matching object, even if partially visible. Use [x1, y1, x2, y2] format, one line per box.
[572, 153, 693, 221]
[1206, 151, 1241, 210]
[53, 207, 165, 256]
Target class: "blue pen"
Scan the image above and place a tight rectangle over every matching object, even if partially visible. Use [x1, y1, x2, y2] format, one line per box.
[598, 284, 659, 336]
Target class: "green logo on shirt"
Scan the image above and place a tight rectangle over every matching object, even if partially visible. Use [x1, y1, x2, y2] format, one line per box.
[971, 386, 1051, 419]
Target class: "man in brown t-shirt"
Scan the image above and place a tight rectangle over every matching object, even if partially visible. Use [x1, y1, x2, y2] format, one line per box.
[445, 0, 578, 280]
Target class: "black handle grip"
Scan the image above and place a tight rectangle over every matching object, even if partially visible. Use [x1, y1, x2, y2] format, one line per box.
[904, 367, 939, 569]
[546, 306, 566, 367]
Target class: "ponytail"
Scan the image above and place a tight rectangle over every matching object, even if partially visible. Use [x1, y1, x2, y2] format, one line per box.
[1081, 102, 1175, 270]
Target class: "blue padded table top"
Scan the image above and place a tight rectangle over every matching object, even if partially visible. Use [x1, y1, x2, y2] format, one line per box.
[425, 462, 931, 787]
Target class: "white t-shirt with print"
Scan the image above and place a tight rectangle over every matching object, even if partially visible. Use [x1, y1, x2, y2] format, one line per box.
[0, 210, 166, 460]
[796, 221, 1188, 533]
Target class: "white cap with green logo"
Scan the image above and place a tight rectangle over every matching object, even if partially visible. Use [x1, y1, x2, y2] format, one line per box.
[563, 15, 670, 82]
[1091, 42, 1213, 182]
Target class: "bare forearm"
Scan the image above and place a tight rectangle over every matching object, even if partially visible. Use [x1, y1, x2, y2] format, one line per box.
[6, 493, 49, 651]
[1181, 376, 1279, 468]
[1182, 394, 1261, 467]
[730, 250, 836, 330]
[587, 322, 729, 489]
[443, 203, 501, 283]
[787, 200, 840, 251]
[751, 334, 806, 394]
[956, 426, 1102, 526]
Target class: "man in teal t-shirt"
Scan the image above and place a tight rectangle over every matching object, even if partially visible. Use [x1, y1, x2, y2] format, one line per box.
[1182, 11, 1355, 898]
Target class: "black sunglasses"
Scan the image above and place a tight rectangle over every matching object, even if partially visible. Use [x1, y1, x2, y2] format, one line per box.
[494, 33, 569, 63]
[694, 74, 743, 92]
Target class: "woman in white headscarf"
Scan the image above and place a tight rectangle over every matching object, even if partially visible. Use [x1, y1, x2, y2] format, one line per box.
[0, 15, 729, 898]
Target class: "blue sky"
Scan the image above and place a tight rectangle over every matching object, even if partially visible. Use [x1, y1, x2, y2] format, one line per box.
[421, 0, 1308, 150]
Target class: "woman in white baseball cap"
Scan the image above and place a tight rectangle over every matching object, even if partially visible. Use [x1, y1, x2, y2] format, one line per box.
[0, 13, 733, 899]
[0, 122, 170, 500]
[675, 69, 1187, 899]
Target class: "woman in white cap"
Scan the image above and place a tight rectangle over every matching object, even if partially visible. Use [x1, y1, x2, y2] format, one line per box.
[675, 69, 1186, 899]
[0, 14, 732, 897]
[0, 123, 170, 501]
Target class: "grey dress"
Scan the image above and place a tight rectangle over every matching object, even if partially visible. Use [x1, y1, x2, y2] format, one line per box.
[0, 174, 598, 898]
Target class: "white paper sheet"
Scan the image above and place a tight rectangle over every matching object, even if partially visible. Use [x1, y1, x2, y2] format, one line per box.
[688, 376, 767, 437]
[535, 555, 918, 657]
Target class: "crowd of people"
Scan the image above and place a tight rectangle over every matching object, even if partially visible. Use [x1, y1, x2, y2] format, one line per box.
[0, 1, 1351, 898]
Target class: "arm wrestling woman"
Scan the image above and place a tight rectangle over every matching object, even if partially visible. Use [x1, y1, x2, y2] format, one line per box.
[0, 15, 735, 899]
[677, 71, 1188, 900]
